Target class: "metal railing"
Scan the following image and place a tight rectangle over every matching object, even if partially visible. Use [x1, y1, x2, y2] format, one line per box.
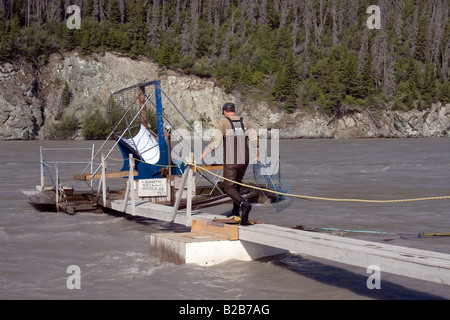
[39, 145, 96, 211]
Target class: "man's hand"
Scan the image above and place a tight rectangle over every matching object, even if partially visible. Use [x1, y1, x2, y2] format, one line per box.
[199, 149, 211, 163]
[255, 147, 260, 163]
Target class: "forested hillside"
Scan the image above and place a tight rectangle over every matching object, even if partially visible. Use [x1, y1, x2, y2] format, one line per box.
[1, 0, 449, 115]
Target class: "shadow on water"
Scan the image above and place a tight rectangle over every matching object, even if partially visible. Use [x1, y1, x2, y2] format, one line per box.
[269, 253, 448, 300]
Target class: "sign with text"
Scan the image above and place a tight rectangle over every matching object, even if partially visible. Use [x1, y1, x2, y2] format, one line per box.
[138, 178, 168, 197]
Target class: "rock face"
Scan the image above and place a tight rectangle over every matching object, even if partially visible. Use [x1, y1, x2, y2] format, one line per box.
[0, 62, 44, 140]
[0, 52, 449, 140]
[38, 52, 235, 139]
[240, 100, 449, 139]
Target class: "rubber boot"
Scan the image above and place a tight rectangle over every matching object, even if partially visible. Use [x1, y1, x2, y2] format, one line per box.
[240, 201, 252, 225]
[227, 202, 240, 218]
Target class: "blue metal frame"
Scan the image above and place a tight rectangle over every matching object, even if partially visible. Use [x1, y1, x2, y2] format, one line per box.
[117, 80, 183, 179]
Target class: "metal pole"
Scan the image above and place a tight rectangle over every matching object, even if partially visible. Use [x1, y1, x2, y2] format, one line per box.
[101, 154, 107, 205]
[129, 154, 136, 216]
[55, 162, 59, 212]
[40, 146, 44, 191]
[90, 144, 95, 189]
[170, 165, 191, 222]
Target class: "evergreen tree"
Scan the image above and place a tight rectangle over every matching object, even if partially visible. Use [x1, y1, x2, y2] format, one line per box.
[108, 0, 121, 24]
[322, 48, 345, 114]
[80, 24, 93, 55]
[266, 0, 280, 30]
[0, 16, 20, 60]
[360, 48, 375, 97]
[86, 0, 94, 19]
[1, 0, 450, 118]
[62, 23, 78, 51]
[284, 89, 298, 113]
[406, 58, 421, 99]
[271, 54, 298, 105]
[439, 81, 450, 104]
[156, 41, 174, 68]
[57, 81, 72, 120]
[415, 2, 428, 63]
[129, 0, 147, 42]
[82, 108, 111, 140]
[339, 46, 361, 98]
[421, 63, 437, 105]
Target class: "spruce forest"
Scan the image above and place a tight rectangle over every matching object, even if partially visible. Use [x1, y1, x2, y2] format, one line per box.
[1, 0, 449, 115]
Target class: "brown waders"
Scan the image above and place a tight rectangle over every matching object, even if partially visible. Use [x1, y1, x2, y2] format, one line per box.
[222, 117, 252, 224]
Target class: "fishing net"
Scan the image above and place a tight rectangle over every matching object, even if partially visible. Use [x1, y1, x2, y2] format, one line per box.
[252, 160, 293, 212]
[107, 81, 159, 140]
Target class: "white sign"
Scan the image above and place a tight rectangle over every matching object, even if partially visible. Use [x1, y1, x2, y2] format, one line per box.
[138, 178, 168, 197]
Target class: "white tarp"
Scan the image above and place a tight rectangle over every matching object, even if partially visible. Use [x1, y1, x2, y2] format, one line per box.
[123, 124, 160, 164]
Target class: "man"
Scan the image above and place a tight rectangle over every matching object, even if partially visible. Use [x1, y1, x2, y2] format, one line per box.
[200, 103, 259, 225]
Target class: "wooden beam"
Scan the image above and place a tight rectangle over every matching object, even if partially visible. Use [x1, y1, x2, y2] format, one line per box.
[73, 170, 138, 181]
[194, 165, 223, 172]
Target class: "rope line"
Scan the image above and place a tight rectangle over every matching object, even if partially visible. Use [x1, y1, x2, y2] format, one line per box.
[103, 156, 450, 204]
[190, 162, 450, 204]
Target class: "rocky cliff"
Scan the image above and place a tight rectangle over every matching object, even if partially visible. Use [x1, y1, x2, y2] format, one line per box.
[0, 52, 449, 140]
[0, 62, 44, 140]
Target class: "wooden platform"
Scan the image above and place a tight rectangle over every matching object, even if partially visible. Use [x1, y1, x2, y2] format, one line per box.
[58, 200, 98, 215]
[73, 170, 138, 180]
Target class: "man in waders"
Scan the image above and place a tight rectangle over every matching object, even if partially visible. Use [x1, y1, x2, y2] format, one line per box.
[200, 103, 259, 225]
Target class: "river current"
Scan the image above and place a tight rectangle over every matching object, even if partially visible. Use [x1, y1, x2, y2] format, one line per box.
[1, 138, 449, 300]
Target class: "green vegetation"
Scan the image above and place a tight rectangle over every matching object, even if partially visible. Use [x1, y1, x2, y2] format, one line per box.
[82, 108, 111, 140]
[55, 81, 71, 120]
[1, 0, 449, 117]
[47, 112, 79, 139]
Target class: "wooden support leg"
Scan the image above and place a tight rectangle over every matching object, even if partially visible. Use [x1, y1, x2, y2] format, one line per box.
[186, 166, 194, 227]
[170, 164, 191, 222]
[122, 154, 136, 215]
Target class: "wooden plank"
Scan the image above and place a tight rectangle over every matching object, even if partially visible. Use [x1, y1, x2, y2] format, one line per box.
[73, 170, 138, 180]
[191, 219, 239, 240]
[238, 224, 450, 286]
[194, 165, 223, 172]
